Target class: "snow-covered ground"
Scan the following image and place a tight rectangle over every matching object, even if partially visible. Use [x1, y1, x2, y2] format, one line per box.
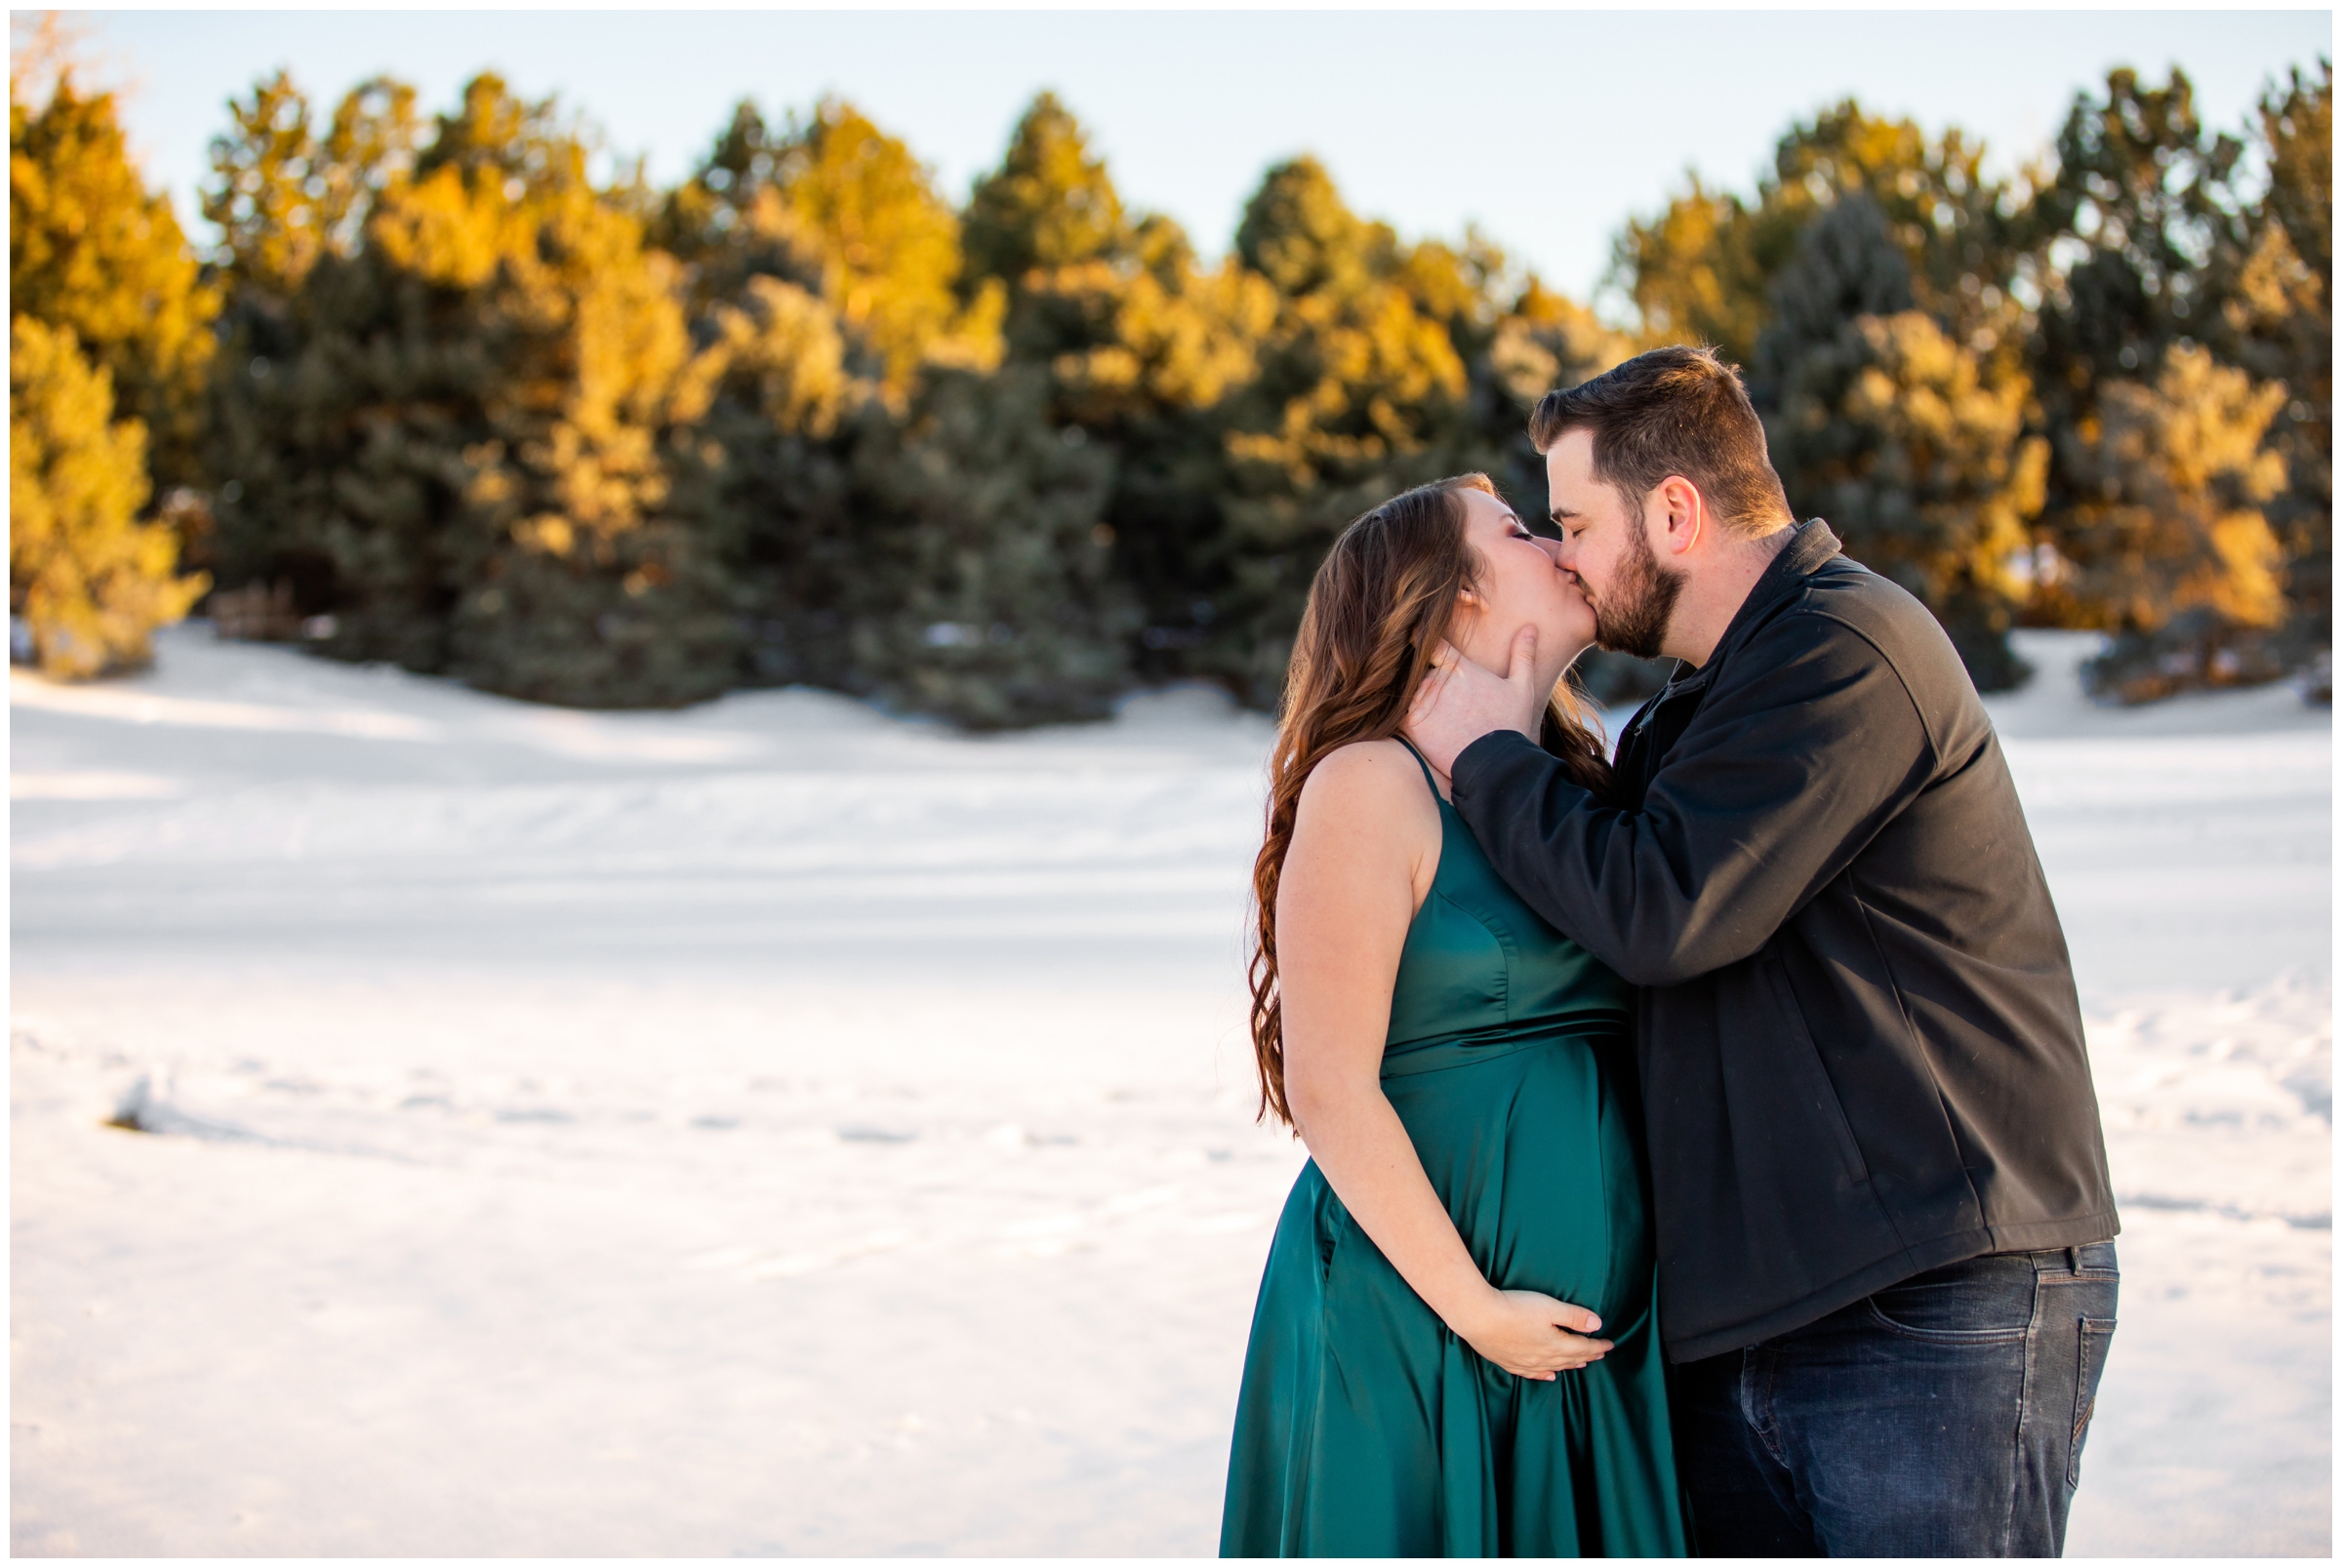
[10, 626, 2330, 1556]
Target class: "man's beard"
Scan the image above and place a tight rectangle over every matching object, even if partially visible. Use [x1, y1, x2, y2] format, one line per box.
[1589, 519, 1685, 660]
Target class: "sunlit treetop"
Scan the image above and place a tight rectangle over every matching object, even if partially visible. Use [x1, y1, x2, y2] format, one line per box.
[963, 91, 1130, 286]
[12, 65, 217, 481]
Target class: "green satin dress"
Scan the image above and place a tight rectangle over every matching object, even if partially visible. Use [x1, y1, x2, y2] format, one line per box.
[1220, 741, 1691, 1558]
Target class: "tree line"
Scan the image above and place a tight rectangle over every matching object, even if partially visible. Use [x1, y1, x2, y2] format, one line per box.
[10, 41, 2330, 719]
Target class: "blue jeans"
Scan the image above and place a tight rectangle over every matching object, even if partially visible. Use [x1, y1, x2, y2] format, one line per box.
[1673, 1244, 2120, 1556]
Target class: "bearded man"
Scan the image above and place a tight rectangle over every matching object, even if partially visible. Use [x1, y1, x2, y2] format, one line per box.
[1405, 344, 2120, 1557]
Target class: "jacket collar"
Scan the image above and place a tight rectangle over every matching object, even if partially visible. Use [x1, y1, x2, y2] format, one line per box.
[1653, 517, 1842, 701]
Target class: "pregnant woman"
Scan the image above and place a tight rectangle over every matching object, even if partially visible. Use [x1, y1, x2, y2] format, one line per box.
[1219, 473, 1688, 1557]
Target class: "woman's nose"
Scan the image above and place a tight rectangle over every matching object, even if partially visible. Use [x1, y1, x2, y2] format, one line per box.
[1532, 538, 1564, 567]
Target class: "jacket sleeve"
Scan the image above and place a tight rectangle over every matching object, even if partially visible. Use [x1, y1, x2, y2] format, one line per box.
[1450, 613, 1935, 986]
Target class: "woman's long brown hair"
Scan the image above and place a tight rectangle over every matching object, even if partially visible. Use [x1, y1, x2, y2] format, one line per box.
[1246, 472, 1614, 1127]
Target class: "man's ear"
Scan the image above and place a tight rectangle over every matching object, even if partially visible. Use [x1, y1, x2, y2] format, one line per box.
[1654, 475, 1705, 559]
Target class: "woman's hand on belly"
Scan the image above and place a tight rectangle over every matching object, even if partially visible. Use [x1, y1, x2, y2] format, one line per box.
[1449, 1288, 1613, 1380]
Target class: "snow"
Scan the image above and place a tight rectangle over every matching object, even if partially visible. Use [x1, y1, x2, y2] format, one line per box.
[10, 625, 2331, 1556]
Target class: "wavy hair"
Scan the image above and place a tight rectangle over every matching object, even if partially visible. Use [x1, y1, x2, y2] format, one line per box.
[1246, 473, 1613, 1126]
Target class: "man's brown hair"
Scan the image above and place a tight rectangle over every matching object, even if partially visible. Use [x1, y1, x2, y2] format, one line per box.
[1528, 345, 1795, 540]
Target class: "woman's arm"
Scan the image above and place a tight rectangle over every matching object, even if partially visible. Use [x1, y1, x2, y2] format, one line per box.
[1278, 743, 1611, 1381]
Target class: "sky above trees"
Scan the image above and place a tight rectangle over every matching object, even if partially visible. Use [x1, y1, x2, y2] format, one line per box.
[75, 9, 2329, 308]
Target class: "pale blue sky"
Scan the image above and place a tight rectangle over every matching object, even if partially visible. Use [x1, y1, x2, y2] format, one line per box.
[76, 9, 2336, 308]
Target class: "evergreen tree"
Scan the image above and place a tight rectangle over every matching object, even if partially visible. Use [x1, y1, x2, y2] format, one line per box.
[1213, 156, 1476, 704]
[1046, 221, 1277, 680]
[209, 74, 733, 706]
[182, 60, 2322, 726]
[2028, 69, 2246, 395]
[1476, 279, 1635, 497]
[10, 317, 205, 676]
[962, 92, 1126, 288]
[1613, 175, 1798, 368]
[203, 70, 418, 302]
[846, 363, 1133, 727]
[1752, 194, 1918, 396]
[2220, 62, 2331, 643]
[202, 70, 332, 300]
[2060, 344, 2287, 640]
[773, 100, 1000, 390]
[200, 71, 420, 589]
[2019, 66, 2307, 680]
[11, 65, 218, 486]
[10, 30, 211, 669]
[653, 100, 825, 324]
[660, 92, 1145, 724]
[665, 272, 868, 691]
[1767, 105, 2030, 365]
[1615, 103, 2023, 371]
[659, 98, 1000, 396]
[1477, 273, 1653, 704]
[1760, 199, 2044, 688]
[958, 94, 1273, 682]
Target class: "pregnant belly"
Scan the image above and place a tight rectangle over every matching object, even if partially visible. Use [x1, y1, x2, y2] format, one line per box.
[1383, 1032, 1655, 1330]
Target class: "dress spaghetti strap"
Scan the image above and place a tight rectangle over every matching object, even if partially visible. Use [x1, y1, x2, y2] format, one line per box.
[1393, 734, 1445, 801]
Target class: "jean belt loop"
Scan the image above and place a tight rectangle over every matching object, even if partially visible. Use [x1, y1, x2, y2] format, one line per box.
[2067, 1245, 2080, 1274]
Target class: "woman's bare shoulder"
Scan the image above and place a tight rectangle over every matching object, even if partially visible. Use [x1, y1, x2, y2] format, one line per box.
[1296, 740, 1439, 828]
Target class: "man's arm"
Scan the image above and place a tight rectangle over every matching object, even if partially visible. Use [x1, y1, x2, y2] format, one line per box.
[1451, 616, 1935, 986]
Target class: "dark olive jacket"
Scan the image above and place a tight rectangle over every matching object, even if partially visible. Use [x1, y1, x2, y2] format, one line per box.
[1451, 519, 2118, 1362]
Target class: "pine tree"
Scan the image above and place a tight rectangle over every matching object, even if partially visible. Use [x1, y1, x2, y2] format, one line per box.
[1757, 197, 2044, 689]
[2020, 66, 2309, 684]
[1613, 175, 1796, 368]
[1766, 105, 2030, 366]
[2220, 62, 2331, 644]
[1614, 103, 2024, 372]
[772, 100, 1000, 391]
[653, 100, 826, 322]
[201, 71, 421, 593]
[11, 317, 206, 676]
[11, 63, 218, 486]
[665, 272, 868, 691]
[2028, 69, 2246, 396]
[10, 28, 211, 668]
[658, 98, 1000, 398]
[208, 74, 733, 706]
[958, 94, 1273, 683]
[203, 70, 418, 302]
[204, 69, 334, 300]
[657, 92, 1146, 724]
[963, 92, 1126, 289]
[1213, 156, 1476, 704]
[2061, 345, 2286, 646]
[1480, 276, 1636, 509]
[1474, 272, 1652, 704]
[846, 363, 1133, 728]
[1753, 195, 1918, 395]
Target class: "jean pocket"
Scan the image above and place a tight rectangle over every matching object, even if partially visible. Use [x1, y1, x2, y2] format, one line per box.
[1865, 1254, 2038, 1342]
[2069, 1315, 2117, 1485]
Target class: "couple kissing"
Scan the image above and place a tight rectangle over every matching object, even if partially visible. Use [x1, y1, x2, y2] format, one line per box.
[1220, 345, 2120, 1558]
